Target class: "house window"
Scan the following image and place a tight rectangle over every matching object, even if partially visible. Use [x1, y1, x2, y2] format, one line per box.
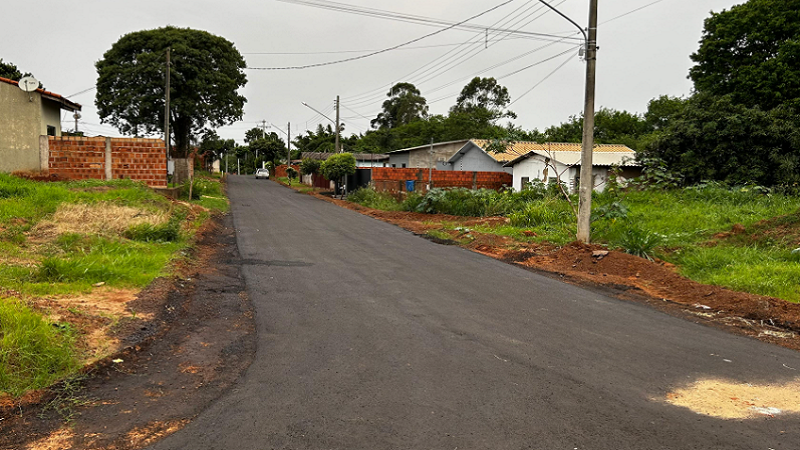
[46, 125, 56, 136]
[392, 164, 396, 168]
[521, 177, 530, 190]
[548, 177, 557, 185]
[402, 163, 407, 168]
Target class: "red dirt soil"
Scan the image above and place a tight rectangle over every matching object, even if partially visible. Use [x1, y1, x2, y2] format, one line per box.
[308, 190, 800, 352]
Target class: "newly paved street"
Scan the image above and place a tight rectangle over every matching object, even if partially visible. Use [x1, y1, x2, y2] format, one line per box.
[152, 176, 800, 449]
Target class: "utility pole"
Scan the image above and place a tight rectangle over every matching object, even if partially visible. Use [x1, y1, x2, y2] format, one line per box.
[164, 47, 171, 159]
[287, 122, 291, 172]
[335, 95, 341, 153]
[428, 137, 434, 190]
[576, 0, 598, 244]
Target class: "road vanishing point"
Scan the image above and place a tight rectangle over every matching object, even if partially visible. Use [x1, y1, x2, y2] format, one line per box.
[151, 176, 800, 449]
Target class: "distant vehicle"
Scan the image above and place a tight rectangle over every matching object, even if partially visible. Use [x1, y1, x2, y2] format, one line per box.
[255, 169, 270, 180]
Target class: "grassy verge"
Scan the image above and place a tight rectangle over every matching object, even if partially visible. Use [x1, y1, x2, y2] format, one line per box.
[347, 184, 800, 302]
[0, 172, 228, 396]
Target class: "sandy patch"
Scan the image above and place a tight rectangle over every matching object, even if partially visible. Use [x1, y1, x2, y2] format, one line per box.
[664, 378, 800, 419]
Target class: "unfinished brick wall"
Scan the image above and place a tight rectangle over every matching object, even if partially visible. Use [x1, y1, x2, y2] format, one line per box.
[48, 137, 167, 187]
[273, 164, 299, 178]
[371, 167, 512, 193]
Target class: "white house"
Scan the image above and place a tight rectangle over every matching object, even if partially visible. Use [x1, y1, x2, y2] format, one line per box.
[501, 142, 641, 192]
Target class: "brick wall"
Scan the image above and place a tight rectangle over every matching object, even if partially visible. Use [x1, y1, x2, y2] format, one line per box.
[273, 164, 299, 178]
[371, 167, 512, 193]
[48, 136, 167, 187]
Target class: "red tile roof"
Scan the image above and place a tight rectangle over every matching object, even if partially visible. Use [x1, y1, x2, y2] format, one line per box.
[0, 76, 82, 111]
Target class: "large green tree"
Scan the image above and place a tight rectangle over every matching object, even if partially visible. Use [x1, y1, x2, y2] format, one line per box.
[641, 93, 800, 186]
[95, 27, 247, 158]
[450, 77, 516, 123]
[689, 0, 800, 110]
[370, 82, 429, 129]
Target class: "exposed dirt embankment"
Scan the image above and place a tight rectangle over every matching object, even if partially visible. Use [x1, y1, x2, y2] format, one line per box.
[0, 214, 256, 450]
[309, 191, 800, 352]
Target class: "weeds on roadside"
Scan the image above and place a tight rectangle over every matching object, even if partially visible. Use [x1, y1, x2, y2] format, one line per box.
[0, 299, 79, 397]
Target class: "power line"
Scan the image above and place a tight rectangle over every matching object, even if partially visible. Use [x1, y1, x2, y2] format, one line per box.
[246, 0, 518, 70]
[241, 39, 529, 56]
[344, 1, 554, 107]
[277, 0, 582, 44]
[508, 50, 575, 106]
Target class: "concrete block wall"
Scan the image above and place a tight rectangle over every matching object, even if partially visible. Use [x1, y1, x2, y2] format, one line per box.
[371, 168, 512, 193]
[47, 136, 167, 187]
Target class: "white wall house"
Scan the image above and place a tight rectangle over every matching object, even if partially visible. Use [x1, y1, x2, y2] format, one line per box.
[502, 142, 641, 193]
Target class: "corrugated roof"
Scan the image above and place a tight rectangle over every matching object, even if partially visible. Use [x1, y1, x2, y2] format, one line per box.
[468, 139, 639, 167]
[0, 77, 82, 112]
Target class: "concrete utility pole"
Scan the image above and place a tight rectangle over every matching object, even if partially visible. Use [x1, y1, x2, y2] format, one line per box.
[576, 0, 598, 244]
[164, 47, 171, 158]
[335, 95, 341, 153]
[287, 122, 291, 170]
[538, 0, 598, 244]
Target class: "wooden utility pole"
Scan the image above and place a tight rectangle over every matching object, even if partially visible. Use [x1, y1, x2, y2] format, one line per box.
[576, 0, 598, 244]
[335, 95, 341, 153]
[164, 47, 171, 158]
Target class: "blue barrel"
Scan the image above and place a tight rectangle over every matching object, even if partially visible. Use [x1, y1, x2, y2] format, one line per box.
[405, 180, 415, 192]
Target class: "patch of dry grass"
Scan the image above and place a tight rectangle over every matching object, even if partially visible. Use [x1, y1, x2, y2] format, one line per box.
[29, 203, 168, 241]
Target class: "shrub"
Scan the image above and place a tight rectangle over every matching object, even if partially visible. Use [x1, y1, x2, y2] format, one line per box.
[347, 188, 403, 211]
[611, 225, 662, 260]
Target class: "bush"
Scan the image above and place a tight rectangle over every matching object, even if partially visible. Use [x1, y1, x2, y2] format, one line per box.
[508, 198, 573, 228]
[0, 299, 79, 396]
[347, 188, 403, 211]
[610, 225, 662, 260]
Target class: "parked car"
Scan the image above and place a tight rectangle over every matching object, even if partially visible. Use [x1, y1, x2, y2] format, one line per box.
[255, 169, 270, 179]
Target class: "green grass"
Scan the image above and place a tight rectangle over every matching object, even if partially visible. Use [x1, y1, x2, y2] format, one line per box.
[346, 184, 800, 302]
[0, 173, 230, 397]
[0, 298, 80, 396]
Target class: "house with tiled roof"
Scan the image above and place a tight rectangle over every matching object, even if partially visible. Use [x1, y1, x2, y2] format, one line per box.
[500, 141, 640, 192]
[387, 139, 640, 192]
[0, 77, 82, 173]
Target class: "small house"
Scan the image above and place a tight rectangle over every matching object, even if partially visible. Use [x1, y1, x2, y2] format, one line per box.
[0, 77, 82, 173]
[501, 142, 640, 192]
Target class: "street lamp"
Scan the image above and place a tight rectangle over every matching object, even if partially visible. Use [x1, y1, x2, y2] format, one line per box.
[302, 98, 341, 153]
[538, 0, 598, 244]
[267, 121, 292, 173]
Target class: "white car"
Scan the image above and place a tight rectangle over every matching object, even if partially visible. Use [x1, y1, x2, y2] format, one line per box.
[255, 168, 270, 180]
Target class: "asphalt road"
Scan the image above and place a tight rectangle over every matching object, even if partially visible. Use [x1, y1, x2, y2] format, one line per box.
[151, 176, 800, 449]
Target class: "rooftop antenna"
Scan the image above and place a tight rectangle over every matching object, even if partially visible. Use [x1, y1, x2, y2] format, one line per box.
[17, 76, 40, 101]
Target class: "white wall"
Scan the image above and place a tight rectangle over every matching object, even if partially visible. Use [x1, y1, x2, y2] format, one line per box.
[511, 155, 574, 191]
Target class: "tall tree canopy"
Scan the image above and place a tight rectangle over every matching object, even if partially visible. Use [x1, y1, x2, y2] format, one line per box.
[450, 77, 516, 122]
[641, 93, 800, 186]
[371, 82, 429, 129]
[95, 26, 247, 157]
[689, 0, 800, 110]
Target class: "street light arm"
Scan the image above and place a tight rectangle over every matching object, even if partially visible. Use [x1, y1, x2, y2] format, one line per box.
[538, 0, 587, 44]
[301, 101, 336, 126]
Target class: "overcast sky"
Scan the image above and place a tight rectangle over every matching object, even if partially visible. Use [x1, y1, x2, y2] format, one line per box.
[2, 0, 742, 144]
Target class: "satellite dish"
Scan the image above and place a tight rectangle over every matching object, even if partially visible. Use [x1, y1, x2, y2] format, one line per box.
[18, 76, 40, 92]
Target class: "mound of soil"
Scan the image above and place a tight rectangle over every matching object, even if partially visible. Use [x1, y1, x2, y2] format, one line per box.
[308, 190, 800, 352]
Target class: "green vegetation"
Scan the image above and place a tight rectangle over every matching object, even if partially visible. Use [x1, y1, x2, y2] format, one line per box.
[348, 183, 800, 302]
[0, 299, 79, 396]
[0, 172, 228, 396]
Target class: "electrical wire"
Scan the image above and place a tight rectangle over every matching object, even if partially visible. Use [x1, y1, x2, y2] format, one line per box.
[508, 50, 575, 106]
[344, 1, 557, 107]
[276, 0, 583, 44]
[247, 0, 518, 70]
